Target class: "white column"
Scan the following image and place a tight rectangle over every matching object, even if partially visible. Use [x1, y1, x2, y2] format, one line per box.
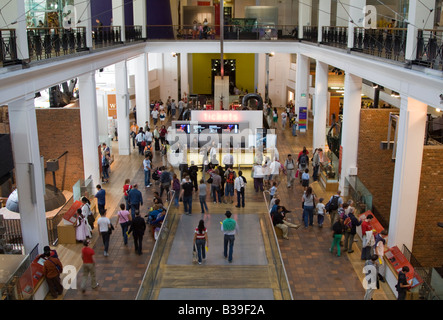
[339, 72, 362, 194]
[74, 0, 93, 48]
[336, 0, 350, 27]
[256, 53, 266, 98]
[0, 0, 29, 60]
[180, 53, 189, 100]
[388, 96, 427, 250]
[295, 53, 310, 132]
[313, 60, 328, 150]
[112, 0, 126, 42]
[298, 0, 312, 39]
[318, 0, 331, 42]
[115, 61, 130, 155]
[134, 53, 150, 128]
[8, 95, 48, 254]
[133, 0, 147, 38]
[347, 0, 366, 48]
[78, 72, 101, 186]
[405, 0, 436, 61]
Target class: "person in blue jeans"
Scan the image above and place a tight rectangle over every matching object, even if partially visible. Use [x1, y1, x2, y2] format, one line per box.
[301, 186, 317, 228]
[116, 203, 132, 245]
[221, 211, 238, 263]
[198, 179, 208, 214]
[193, 219, 208, 265]
[128, 184, 143, 219]
[94, 184, 106, 214]
[181, 176, 194, 215]
[143, 154, 152, 187]
[171, 173, 181, 208]
[290, 114, 298, 136]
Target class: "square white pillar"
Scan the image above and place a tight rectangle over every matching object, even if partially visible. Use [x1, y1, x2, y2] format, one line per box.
[74, 0, 93, 48]
[115, 61, 131, 155]
[313, 60, 329, 150]
[214, 76, 230, 110]
[388, 96, 427, 250]
[318, 0, 331, 42]
[112, 0, 126, 42]
[78, 72, 101, 186]
[339, 72, 362, 194]
[347, 0, 366, 49]
[134, 53, 150, 128]
[133, 0, 147, 38]
[298, 0, 312, 39]
[8, 95, 48, 254]
[295, 53, 310, 132]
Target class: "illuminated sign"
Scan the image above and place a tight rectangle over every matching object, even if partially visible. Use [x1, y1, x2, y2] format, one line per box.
[202, 111, 240, 122]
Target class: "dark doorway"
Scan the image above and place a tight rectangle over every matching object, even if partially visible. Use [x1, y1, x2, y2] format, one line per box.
[211, 59, 236, 95]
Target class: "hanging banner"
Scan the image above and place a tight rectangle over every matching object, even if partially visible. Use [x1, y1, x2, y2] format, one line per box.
[298, 106, 307, 132]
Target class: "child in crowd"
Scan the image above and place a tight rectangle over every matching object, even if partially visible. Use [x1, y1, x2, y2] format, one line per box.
[316, 197, 325, 228]
[270, 181, 277, 200]
[301, 168, 310, 190]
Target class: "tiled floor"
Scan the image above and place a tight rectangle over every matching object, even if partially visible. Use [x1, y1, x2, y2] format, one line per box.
[60, 111, 394, 300]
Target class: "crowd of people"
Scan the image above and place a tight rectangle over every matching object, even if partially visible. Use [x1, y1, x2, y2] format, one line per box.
[67, 98, 405, 300]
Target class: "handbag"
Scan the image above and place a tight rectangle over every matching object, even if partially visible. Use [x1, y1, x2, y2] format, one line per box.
[108, 224, 114, 235]
[207, 177, 213, 184]
[192, 244, 198, 263]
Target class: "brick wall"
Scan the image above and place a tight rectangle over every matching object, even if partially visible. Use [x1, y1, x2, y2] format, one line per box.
[413, 146, 443, 267]
[357, 108, 397, 227]
[36, 108, 84, 192]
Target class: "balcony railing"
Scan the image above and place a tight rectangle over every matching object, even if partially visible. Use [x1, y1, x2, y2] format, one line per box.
[147, 24, 298, 41]
[27, 27, 88, 61]
[302, 26, 318, 43]
[353, 27, 407, 62]
[0, 29, 19, 66]
[416, 29, 443, 71]
[321, 26, 348, 48]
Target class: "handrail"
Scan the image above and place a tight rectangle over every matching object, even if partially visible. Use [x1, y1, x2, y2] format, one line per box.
[135, 189, 175, 300]
[262, 189, 293, 300]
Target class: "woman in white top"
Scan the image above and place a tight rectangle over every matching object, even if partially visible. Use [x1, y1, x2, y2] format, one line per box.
[75, 208, 91, 241]
[81, 197, 94, 230]
[135, 129, 145, 155]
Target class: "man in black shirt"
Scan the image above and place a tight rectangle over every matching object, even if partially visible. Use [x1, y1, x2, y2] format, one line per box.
[396, 266, 411, 300]
[180, 175, 194, 215]
[128, 210, 146, 255]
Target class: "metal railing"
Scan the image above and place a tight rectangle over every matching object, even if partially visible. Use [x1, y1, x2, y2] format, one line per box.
[402, 245, 441, 300]
[136, 190, 176, 300]
[353, 27, 407, 62]
[147, 24, 298, 41]
[303, 26, 318, 43]
[321, 26, 348, 48]
[27, 27, 88, 61]
[416, 29, 443, 71]
[262, 190, 293, 300]
[0, 29, 18, 66]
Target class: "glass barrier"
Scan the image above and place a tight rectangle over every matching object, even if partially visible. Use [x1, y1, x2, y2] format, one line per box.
[345, 175, 373, 214]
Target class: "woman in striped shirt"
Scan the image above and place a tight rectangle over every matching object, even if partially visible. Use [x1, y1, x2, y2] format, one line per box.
[193, 220, 209, 265]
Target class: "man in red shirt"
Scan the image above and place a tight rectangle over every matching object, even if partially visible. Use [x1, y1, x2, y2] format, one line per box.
[81, 240, 99, 293]
[361, 214, 374, 260]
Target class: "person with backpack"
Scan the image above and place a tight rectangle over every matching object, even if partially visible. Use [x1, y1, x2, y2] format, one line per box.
[325, 190, 343, 227]
[284, 154, 296, 188]
[297, 150, 309, 183]
[342, 207, 362, 253]
[224, 167, 236, 204]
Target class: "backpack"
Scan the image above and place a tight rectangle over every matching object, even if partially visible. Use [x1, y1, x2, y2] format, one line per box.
[299, 154, 308, 166]
[325, 195, 339, 212]
[226, 171, 235, 184]
[343, 215, 352, 232]
[173, 179, 180, 191]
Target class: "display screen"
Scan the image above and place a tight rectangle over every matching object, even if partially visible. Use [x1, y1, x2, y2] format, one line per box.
[221, 124, 239, 133]
[176, 124, 190, 133]
[209, 125, 222, 134]
[192, 124, 208, 134]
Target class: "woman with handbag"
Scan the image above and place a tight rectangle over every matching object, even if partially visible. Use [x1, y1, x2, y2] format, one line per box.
[117, 203, 132, 245]
[193, 219, 209, 265]
[301, 186, 316, 228]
